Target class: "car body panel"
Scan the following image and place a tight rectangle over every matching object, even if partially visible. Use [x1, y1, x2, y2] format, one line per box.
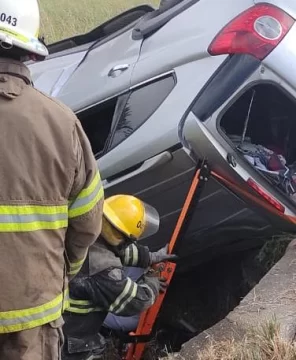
[263, 23, 296, 93]
[29, 29, 145, 112]
[28, 0, 296, 266]
[255, 0, 296, 19]
[179, 22, 296, 242]
[131, 0, 254, 86]
[29, 51, 87, 98]
[99, 55, 227, 180]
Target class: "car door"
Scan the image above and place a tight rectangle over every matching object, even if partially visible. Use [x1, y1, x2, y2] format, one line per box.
[29, 28, 143, 113]
[96, 72, 193, 252]
[55, 29, 145, 112]
[95, 53, 229, 254]
[179, 54, 296, 236]
[74, 71, 197, 254]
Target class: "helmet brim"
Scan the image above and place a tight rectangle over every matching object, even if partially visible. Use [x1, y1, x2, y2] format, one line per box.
[0, 27, 48, 58]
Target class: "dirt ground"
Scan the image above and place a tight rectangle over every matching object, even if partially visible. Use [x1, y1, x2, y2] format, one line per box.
[178, 236, 296, 359]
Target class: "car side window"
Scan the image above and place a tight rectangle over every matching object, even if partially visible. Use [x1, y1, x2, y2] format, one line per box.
[77, 97, 117, 158]
[108, 75, 175, 150]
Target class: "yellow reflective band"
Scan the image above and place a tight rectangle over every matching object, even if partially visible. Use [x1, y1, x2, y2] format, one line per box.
[114, 281, 138, 315]
[62, 289, 70, 311]
[0, 205, 68, 215]
[70, 258, 86, 268]
[109, 278, 134, 313]
[77, 172, 101, 200]
[68, 257, 86, 275]
[124, 246, 131, 265]
[67, 306, 102, 314]
[0, 292, 65, 333]
[67, 297, 103, 314]
[69, 299, 92, 306]
[68, 268, 80, 276]
[131, 244, 139, 266]
[68, 172, 104, 219]
[0, 26, 30, 43]
[0, 204, 68, 232]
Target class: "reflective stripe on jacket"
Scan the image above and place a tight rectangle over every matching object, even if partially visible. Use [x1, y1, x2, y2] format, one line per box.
[119, 243, 151, 268]
[67, 298, 103, 314]
[67, 239, 158, 317]
[0, 59, 104, 333]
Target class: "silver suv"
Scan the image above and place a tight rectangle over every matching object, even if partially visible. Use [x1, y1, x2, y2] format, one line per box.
[28, 0, 296, 271]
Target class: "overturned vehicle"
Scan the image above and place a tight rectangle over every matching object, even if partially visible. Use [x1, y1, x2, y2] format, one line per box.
[28, 0, 296, 275]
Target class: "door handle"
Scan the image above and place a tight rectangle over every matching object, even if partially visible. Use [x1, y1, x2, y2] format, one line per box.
[108, 64, 130, 78]
[103, 151, 173, 189]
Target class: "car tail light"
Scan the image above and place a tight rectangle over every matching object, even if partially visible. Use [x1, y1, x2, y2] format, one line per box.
[247, 178, 285, 213]
[208, 4, 295, 60]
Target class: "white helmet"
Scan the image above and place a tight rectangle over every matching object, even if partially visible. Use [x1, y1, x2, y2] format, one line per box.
[0, 0, 48, 58]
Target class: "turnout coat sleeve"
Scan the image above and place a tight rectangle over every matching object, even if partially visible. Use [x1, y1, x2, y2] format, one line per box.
[65, 119, 104, 279]
[69, 241, 159, 316]
[70, 268, 159, 316]
[117, 242, 152, 269]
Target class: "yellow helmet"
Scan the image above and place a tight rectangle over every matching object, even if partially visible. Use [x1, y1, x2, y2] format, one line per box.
[103, 195, 160, 243]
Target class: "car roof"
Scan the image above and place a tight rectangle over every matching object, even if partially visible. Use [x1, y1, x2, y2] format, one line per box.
[28, 0, 200, 110]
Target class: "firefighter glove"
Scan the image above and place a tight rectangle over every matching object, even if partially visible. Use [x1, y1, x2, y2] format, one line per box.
[149, 244, 178, 265]
[144, 273, 168, 294]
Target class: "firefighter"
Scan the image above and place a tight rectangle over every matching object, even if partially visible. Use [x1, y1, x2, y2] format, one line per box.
[62, 195, 177, 360]
[0, 1, 104, 359]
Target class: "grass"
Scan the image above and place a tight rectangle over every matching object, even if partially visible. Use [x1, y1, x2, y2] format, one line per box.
[256, 233, 294, 272]
[39, 0, 159, 44]
[163, 321, 296, 360]
[195, 320, 296, 360]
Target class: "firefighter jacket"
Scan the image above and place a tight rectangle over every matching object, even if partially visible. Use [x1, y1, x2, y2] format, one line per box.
[67, 238, 160, 318]
[0, 59, 104, 334]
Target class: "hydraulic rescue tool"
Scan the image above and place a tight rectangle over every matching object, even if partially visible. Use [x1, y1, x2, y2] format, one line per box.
[123, 159, 211, 360]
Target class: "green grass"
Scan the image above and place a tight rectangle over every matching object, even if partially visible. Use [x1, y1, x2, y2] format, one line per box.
[39, 0, 159, 44]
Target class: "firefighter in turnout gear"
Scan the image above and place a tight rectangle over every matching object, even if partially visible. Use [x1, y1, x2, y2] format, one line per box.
[62, 195, 177, 360]
[0, 1, 104, 359]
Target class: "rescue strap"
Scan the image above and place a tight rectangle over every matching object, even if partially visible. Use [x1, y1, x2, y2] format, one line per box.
[0, 290, 69, 334]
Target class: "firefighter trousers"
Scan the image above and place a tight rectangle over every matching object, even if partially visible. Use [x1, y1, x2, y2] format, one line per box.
[0, 318, 64, 360]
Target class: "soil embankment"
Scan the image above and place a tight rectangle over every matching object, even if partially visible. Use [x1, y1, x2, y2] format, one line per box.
[179, 238, 296, 359]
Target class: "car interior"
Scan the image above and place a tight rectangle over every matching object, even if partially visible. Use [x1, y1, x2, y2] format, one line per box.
[76, 73, 176, 160]
[220, 83, 296, 204]
[77, 98, 117, 157]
